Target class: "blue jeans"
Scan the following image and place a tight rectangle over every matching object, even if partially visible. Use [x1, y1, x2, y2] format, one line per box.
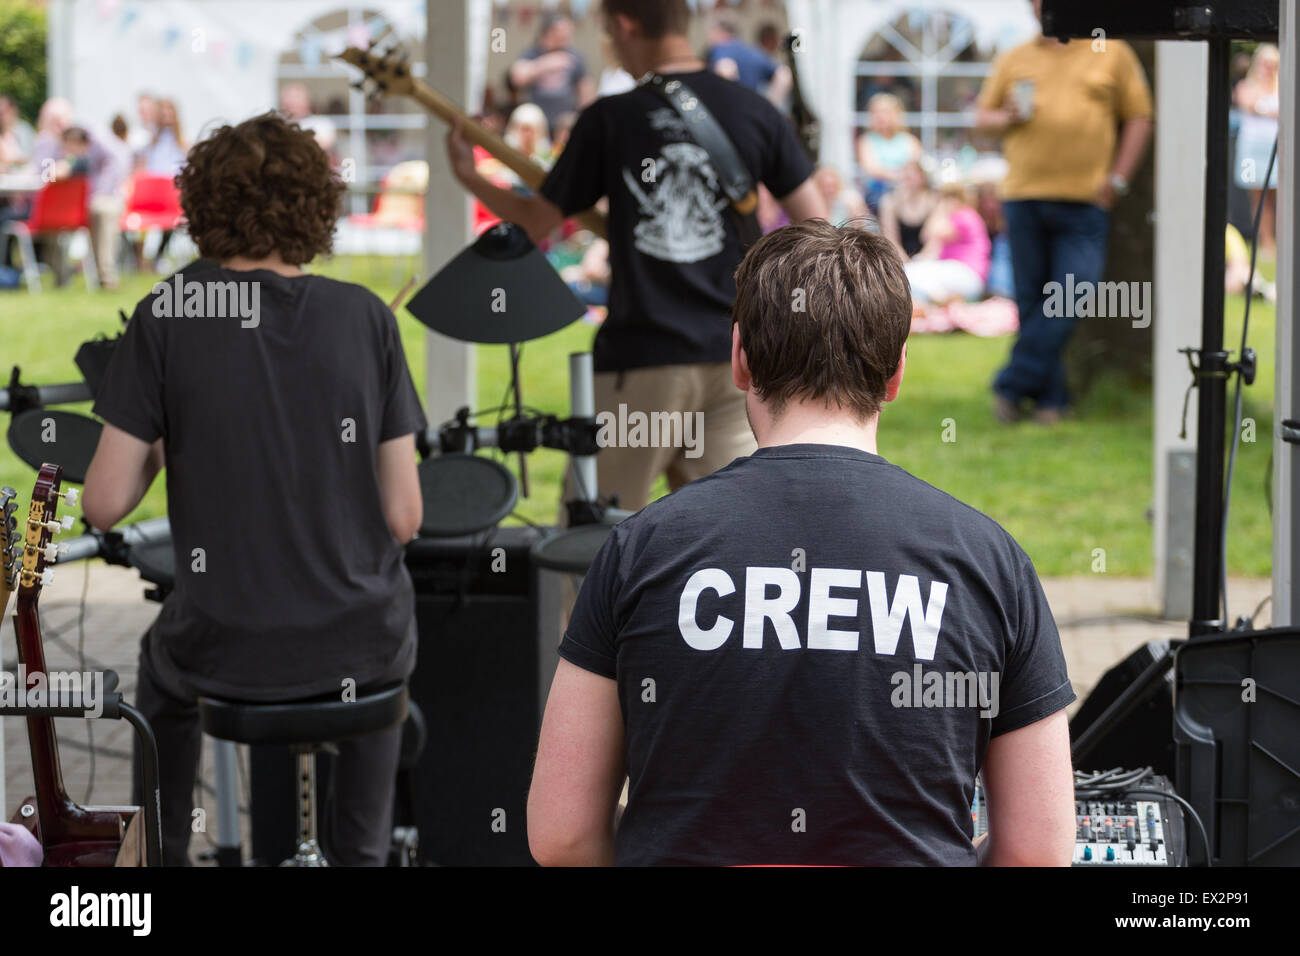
[993, 200, 1110, 410]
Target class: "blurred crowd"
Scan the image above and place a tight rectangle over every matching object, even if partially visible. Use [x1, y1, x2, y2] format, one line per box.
[0, 5, 1279, 334]
[0, 92, 190, 289]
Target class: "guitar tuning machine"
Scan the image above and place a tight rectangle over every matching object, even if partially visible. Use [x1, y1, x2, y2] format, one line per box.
[44, 543, 59, 563]
[40, 569, 54, 586]
[57, 487, 79, 508]
[38, 515, 74, 534]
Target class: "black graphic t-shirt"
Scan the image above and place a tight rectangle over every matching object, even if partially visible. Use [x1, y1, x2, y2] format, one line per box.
[94, 269, 427, 701]
[540, 71, 814, 373]
[559, 444, 1075, 866]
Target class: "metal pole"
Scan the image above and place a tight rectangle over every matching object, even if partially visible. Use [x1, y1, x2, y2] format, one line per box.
[0, 381, 93, 411]
[1275, 0, 1299, 626]
[569, 353, 598, 504]
[212, 739, 242, 866]
[1190, 37, 1232, 637]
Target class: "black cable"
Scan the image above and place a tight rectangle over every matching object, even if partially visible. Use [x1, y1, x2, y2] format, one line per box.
[52, 736, 130, 760]
[1122, 787, 1213, 869]
[507, 510, 543, 530]
[1055, 613, 1172, 629]
[1074, 766, 1154, 792]
[77, 558, 94, 804]
[1221, 134, 1277, 627]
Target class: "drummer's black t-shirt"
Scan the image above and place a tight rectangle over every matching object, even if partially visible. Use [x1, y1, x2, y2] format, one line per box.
[540, 71, 814, 373]
[559, 444, 1075, 866]
[93, 268, 427, 700]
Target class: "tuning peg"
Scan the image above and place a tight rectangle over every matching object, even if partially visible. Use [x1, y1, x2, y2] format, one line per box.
[42, 515, 73, 534]
[60, 488, 79, 508]
[40, 569, 54, 586]
[44, 543, 59, 562]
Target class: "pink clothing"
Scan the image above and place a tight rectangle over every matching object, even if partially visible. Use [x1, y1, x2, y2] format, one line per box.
[0, 822, 43, 867]
[939, 206, 992, 282]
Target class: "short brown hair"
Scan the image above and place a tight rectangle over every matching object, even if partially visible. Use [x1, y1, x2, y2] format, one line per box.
[733, 221, 912, 420]
[602, 0, 691, 39]
[177, 112, 345, 266]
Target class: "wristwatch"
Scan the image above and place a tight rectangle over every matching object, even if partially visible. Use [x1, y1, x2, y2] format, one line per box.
[1108, 172, 1129, 196]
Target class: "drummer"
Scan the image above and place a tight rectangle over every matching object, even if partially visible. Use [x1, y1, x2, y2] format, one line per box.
[82, 112, 426, 867]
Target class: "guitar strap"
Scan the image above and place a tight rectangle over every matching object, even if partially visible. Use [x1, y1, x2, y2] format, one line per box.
[645, 73, 763, 251]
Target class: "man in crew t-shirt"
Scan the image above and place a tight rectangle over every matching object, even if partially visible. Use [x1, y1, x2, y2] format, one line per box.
[447, 0, 827, 511]
[527, 221, 1078, 866]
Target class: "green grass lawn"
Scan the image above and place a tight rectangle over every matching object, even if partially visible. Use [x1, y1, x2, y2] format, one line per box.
[0, 257, 1277, 577]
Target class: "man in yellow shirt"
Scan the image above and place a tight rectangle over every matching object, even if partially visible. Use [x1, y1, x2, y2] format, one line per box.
[976, 0, 1152, 423]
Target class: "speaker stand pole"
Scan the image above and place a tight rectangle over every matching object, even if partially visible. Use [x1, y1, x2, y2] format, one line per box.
[1189, 36, 1232, 638]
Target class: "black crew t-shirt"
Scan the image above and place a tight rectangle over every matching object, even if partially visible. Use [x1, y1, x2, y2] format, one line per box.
[540, 71, 814, 373]
[559, 444, 1075, 866]
[93, 268, 427, 701]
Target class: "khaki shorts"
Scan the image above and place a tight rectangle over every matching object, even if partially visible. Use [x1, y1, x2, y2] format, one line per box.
[563, 361, 756, 515]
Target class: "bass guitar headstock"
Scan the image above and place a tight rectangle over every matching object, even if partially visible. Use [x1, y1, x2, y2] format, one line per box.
[18, 463, 78, 605]
[337, 45, 416, 98]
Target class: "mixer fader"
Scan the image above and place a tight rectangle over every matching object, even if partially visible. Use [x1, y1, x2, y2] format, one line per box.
[971, 772, 1187, 866]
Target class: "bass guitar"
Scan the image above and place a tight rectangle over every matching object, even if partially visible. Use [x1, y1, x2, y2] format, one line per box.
[9, 463, 161, 865]
[337, 45, 608, 238]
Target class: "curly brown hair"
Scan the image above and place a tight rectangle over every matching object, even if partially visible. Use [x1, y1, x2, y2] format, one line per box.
[177, 112, 345, 265]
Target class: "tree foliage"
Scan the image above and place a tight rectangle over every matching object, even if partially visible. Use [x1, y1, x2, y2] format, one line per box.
[0, 1, 48, 124]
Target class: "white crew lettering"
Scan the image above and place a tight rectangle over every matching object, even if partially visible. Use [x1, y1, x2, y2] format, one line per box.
[865, 572, 948, 661]
[678, 568, 735, 650]
[806, 567, 861, 651]
[742, 566, 802, 649]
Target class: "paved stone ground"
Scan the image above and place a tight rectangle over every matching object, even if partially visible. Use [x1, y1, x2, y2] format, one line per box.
[0, 563, 1276, 864]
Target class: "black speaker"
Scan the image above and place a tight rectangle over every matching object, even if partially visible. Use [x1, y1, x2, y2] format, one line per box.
[405, 526, 550, 866]
[1041, 0, 1278, 40]
[249, 526, 557, 866]
[1070, 639, 1176, 778]
[1175, 627, 1300, 866]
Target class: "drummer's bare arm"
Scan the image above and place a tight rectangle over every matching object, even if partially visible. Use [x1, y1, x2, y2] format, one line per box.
[528, 659, 625, 866]
[445, 119, 563, 244]
[82, 424, 164, 530]
[376, 433, 422, 544]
